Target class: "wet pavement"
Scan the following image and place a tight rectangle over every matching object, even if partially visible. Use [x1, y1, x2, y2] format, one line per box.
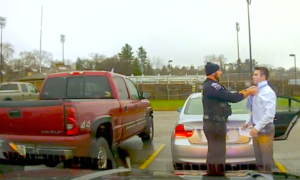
[2, 111, 300, 177]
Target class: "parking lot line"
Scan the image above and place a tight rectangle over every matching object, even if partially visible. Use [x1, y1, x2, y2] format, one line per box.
[139, 144, 165, 169]
[275, 160, 287, 172]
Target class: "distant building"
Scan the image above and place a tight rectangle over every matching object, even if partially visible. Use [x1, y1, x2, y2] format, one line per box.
[18, 63, 75, 90]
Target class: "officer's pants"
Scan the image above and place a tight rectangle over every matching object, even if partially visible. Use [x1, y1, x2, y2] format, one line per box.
[203, 120, 226, 176]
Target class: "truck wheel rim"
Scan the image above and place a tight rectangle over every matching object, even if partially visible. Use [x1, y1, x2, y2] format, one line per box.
[97, 146, 107, 169]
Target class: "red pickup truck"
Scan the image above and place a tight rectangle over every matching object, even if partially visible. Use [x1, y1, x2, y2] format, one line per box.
[0, 71, 154, 169]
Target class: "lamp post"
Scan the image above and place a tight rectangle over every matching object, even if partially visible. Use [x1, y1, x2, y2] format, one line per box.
[246, 0, 253, 73]
[60, 34, 65, 64]
[236, 22, 241, 81]
[0, 16, 6, 83]
[168, 60, 173, 75]
[290, 54, 297, 85]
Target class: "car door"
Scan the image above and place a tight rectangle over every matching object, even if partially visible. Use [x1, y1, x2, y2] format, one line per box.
[20, 84, 30, 100]
[274, 95, 300, 140]
[124, 78, 147, 133]
[26, 84, 39, 100]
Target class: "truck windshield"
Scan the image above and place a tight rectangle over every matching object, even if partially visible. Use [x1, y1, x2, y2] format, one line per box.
[40, 76, 114, 100]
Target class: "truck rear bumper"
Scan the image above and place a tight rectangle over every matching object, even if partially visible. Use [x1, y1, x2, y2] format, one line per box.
[1, 134, 91, 160]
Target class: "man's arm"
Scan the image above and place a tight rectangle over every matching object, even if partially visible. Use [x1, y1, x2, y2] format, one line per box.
[254, 92, 276, 132]
[205, 83, 254, 103]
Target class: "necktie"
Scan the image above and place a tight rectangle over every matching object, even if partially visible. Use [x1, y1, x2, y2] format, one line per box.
[246, 84, 268, 123]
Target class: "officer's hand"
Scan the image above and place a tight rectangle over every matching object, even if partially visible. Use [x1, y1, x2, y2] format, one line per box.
[247, 87, 258, 95]
[242, 123, 249, 130]
[246, 86, 256, 90]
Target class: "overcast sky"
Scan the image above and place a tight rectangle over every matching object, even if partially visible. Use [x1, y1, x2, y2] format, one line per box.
[1, 0, 300, 69]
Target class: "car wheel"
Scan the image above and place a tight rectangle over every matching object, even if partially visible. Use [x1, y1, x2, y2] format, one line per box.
[140, 116, 154, 144]
[90, 137, 116, 170]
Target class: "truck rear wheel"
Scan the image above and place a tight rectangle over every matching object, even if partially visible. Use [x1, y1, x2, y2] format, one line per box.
[90, 137, 116, 170]
[140, 116, 154, 144]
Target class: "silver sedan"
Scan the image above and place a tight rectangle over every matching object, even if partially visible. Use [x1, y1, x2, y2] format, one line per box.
[171, 92, 300, 170]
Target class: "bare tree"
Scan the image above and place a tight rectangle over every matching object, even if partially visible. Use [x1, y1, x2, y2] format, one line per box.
[204, 54, 227, 71]
[32, 50, 53, 72]
[151, 56, 164, 69]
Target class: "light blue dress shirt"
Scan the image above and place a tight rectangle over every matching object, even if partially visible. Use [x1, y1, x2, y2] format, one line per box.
[245, 80, 276, 132]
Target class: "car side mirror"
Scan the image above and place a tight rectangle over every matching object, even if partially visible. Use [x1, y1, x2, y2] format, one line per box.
[177, 107, 182, 112]
[142, 92, 151, 99]
[35, 89, 39, 93]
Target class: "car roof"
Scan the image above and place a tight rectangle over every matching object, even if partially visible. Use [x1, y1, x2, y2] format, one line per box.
[189, 90, 238, 99]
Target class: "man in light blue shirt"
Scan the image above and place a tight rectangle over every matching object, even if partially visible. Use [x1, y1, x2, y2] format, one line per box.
[242, 67, 276, 175]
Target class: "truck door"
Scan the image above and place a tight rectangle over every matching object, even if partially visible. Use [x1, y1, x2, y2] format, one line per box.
[114, 76, 136, 140]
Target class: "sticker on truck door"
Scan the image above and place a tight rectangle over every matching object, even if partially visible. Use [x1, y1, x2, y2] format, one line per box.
[81, 120, 91, 129]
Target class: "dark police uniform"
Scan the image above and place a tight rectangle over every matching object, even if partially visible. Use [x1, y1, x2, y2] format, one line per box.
[202, 78, 244, 176]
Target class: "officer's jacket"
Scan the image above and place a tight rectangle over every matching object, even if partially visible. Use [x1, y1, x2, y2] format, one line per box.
[202, 78, 244, 121]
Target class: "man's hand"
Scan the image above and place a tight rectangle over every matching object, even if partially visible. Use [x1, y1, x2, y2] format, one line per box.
[249, 127, 258, 137]
[242, 123, 249, 130]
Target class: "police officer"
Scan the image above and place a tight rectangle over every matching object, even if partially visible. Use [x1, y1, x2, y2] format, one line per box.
[202, 62, 257, 176]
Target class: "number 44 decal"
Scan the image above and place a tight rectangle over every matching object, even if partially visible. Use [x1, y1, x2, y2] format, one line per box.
[80, 120, 91, 129]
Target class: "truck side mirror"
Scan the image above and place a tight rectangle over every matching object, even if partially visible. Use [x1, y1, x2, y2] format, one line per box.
[142, 92, 151, 99]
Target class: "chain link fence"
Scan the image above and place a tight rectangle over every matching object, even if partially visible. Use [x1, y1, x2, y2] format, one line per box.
[131, 72, 300, 100]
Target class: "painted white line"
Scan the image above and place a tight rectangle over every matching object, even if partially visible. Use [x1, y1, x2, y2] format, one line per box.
[70, 168, 132, 180]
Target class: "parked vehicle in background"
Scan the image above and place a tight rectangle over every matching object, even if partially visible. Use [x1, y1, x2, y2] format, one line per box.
[0, 82, 39, 101]
[0, 71, 153, 170]
[171, 92, 300, 170]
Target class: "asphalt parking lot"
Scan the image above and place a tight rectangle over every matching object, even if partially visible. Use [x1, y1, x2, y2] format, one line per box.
[4, 111, 300, 176]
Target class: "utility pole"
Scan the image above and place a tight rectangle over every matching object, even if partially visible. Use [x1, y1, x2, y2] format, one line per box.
[236, 22, 241, 81]
[246, 0, 253, 74]
[0, 16, 6, 83]
[39, 6, 43, 73]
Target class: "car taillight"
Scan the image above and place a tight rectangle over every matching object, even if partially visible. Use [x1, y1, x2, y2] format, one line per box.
[65, 106, 79, 135]
[174, 124, 194, 138]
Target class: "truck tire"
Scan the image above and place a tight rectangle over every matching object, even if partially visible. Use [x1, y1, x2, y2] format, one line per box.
[140, 116, 154, 144]
[90, 137, 116, 170]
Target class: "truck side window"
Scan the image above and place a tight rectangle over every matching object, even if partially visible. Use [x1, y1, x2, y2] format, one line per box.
[125, 79, 140, 100]
[115, 76, 129, 100]
[21, 84, 28, 92]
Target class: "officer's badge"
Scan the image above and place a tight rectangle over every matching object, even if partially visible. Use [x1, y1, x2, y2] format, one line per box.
[211, 83, 222, 90]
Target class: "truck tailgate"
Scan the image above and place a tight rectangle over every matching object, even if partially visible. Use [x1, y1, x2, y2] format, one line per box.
[0, 100, 65, 136]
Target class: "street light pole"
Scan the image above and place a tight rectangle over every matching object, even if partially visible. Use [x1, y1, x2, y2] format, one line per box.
[0, 16, 6, 83]
[290, 54, 297, 85]
[246, 0, 253, 74]
[60, 34, 65, 64]
[236, 22, 241, 81]
[168, 60, 173, 75]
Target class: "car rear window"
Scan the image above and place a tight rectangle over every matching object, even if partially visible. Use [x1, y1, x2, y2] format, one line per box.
[0, 84, 19, 90]
[184, 97, 248, 115]
[40, 76, 114, 100]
